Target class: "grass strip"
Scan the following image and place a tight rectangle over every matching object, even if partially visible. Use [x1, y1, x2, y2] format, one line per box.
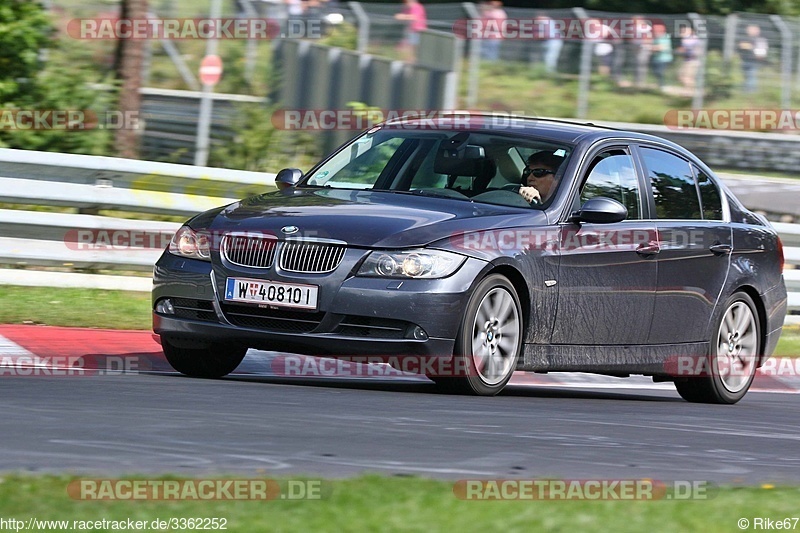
[0, 474, 798, 532]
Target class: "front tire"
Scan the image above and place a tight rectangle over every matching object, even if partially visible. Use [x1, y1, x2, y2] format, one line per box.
[432, 274, 523, 396]
[674, 292, 760, 404]
[162, 338, 247, 379]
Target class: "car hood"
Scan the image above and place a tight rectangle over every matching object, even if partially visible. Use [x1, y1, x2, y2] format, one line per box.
[198, 188, 548, 248]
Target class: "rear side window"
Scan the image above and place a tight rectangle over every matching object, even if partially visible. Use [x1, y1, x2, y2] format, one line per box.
[694, 167, 724, 220]
[641, 147, 702, 220]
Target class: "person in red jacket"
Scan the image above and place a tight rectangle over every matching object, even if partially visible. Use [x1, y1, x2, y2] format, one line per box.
[395, 0, 427, 62]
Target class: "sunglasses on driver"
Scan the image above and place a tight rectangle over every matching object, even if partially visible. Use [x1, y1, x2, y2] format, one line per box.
[522, 167, 555, 179]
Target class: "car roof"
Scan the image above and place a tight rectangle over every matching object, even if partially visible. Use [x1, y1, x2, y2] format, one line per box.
[380, 114, 684, 149]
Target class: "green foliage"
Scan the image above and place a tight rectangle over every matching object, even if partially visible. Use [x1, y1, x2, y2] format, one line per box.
[346, 101, 383, 123]
[774, 325, 800, 357]
[319, 22, 359, 51]
[214, 39, 274, 96]
[0, 1, 116, 154]
[0, 0, 52, 102]
[705, 51, 740, 102]
[209, 103, 323, 173]
[216, 40, 255, 95]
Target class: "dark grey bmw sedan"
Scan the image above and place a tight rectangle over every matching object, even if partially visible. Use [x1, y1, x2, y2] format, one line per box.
[153, 117, 787, 403]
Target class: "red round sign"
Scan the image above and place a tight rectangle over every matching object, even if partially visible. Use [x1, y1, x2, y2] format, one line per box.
[199, 55, 223, 86]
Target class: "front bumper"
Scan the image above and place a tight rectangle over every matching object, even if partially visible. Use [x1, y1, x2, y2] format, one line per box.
[152, 250, 489, 359]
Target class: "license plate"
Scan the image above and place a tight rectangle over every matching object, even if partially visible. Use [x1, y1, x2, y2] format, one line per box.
[224, 278, 318, 310]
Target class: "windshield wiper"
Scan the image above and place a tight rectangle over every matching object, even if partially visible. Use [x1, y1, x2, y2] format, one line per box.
[376, 188, 473, 201]
[410, 189, 472, 201]
[370, 188, 471, 201]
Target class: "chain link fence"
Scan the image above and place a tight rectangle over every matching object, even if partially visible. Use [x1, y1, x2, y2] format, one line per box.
[50, 1, 800, 124]
[347, 3, 799, 120]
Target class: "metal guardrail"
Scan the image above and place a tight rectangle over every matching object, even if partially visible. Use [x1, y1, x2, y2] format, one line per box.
[598, 120, 800, 183]
[0, 148, 276, 217]
[139, 88, 265, 165]
[0, 210, 178, 271]
[0, 148, 275, 273]
[0, 148, 796, 320]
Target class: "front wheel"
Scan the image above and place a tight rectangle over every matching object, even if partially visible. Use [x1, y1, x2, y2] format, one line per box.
[431, 274, 523, 396]
[674, 292, 760, 404]
[162, 338, 247, 379]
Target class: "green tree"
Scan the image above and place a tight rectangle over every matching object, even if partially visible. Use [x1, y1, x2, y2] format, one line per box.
[0, 0, 51, 102]
[0, 0, 115, 154]
[114, 0, 147, 158]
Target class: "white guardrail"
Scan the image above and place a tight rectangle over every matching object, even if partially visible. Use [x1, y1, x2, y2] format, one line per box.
[0, 148, 274, 291]
[0, 148, 797, 319]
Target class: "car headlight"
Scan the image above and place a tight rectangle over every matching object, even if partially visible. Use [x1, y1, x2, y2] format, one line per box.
[168, 226, 211, 261]
[357, 249, 465, 279]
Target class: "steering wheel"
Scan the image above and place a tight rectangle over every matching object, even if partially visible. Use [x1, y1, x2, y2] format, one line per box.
[501, 183, 540, 204]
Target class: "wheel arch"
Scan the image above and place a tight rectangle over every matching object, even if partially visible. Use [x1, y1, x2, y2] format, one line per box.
[483, 264, 531, 340]
[730, 284, 768, 366]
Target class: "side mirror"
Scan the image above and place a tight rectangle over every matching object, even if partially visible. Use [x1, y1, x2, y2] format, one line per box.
[275, 168, 303, 190]
[570, 197, 628, 224]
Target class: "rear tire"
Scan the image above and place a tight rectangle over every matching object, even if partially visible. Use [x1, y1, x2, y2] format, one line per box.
[674, 292, 760, 404]
[431, 274, 523, 396]
[162, 339, 247, 379]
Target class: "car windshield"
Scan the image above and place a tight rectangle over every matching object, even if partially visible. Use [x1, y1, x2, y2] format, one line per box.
[298, 128, 573, 208]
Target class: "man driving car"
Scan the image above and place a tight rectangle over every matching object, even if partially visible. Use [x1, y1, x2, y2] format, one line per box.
[518, 151, 565, 204]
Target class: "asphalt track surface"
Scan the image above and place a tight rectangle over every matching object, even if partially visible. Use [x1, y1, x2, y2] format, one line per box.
[2, 327, 799, 484]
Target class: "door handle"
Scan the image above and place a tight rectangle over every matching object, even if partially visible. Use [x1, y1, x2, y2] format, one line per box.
[636, 242, 660, 256]
[709, 242, 732, 255]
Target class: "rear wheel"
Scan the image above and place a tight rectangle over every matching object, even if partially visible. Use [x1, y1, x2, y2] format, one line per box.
[432, 274, 523, 396]
[162, 338, 247, 379]
[674, 292, 760, 404]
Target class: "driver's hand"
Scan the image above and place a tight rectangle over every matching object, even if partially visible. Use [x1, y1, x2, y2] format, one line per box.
[518, 186, 542, 203]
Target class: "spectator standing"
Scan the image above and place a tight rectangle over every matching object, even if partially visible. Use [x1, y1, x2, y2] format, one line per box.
[738, 24, 768, 93]
[534, 14, 562, 74]
[650, 23, 672, 89]
[591, 19, 615, 78]
[630, 16, 652, 88]
[395, 0, 427, 63]
[677, 26, 701, 91]
[543, 22, 563, 74]
[286, 0, 303, 17]
[480, 1, 507, 61]
[303, 0, 323, 26]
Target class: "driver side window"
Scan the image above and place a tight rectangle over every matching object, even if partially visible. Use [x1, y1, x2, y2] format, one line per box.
[579, 150, 642, 220]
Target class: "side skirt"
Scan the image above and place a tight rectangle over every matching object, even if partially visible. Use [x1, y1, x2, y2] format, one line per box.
[520, 342, 710, 376]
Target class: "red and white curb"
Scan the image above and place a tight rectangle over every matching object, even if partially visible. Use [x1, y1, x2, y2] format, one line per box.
[0, 325, 798, 393]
